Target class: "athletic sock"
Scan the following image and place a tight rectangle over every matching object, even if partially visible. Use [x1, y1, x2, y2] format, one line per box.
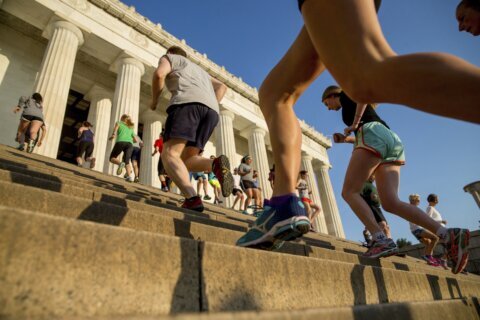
[372, 231, 387, 242]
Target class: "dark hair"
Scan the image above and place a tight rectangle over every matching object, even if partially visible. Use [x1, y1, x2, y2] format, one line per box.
[427, 194, 438, 203]
[83, 121, 92, 127]
[167, 46, 187, 57]
[32, 92, 43, 103]
[299, 170, 307, 175]
[241, 155, 251, 164]
[321, 85, 342, 102]
[458, 0, 480, 11]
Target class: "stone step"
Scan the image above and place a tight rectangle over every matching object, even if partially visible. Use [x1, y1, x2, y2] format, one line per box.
[0, 146, 367, 250]
[2, 207, 480, 319]
[0, 179, 476, 282]
[0, 154, 370, 253]
[0, 148, 258, 222]
[0, 146, 477, 277]
[67, 298, 480, 320]
[0, 147, 476, 278]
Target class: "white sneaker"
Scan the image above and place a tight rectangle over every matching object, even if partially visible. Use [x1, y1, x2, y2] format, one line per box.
[125, 176, 134, 182]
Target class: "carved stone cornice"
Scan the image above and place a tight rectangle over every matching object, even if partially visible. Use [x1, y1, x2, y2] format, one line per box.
[85, 0, 329, 151]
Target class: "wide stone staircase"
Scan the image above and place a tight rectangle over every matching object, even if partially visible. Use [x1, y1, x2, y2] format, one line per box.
[0, 143, 479, 319]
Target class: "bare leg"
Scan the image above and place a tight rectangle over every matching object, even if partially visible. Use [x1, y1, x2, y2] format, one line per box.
[378, 221, 391, 239]
[133, 160, 139, 178]
[28, 120, 43, 141]
[342, 149, 383, 234]
[162, 138, 196, 198]
[420, 230, 439, 256]
[125, 162, 133, 177]
[76, 157, 83, 166]
[375, 165, 441, 234]
[310, 203, 320, 222]
[259, 27, 326, 197]
[202, 179, 209, 196]
[196, 179, 202, 196]
[303, 201, 312, 220]
[244, 189, 253, 211]
[16, 120, 30, 142]
[302, 0, 480, 123]
[232, 192, 240, 210]
[110, 157, 121, 165]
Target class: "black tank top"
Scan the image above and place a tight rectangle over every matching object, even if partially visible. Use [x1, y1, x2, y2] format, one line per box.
[340, 92, 389, 131]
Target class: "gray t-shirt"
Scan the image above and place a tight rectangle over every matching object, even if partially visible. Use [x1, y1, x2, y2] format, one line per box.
[238, 163, 253, 182]
[164, 54, 219, 113]
[18, 96, 44, 119]
[132, 135, 143, 148]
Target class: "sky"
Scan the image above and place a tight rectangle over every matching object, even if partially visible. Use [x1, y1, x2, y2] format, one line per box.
[120, 0, 480, 243]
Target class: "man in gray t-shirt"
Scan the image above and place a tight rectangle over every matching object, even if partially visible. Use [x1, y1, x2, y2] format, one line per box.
[150, 45, 233, 212]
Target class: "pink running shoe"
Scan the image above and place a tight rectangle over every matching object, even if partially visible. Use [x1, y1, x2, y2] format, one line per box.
[362, 238, 399, 259]
[444, 228, 470, 274]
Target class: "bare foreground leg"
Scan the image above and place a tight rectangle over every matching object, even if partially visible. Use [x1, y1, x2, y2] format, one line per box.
[302, 0, 480, 123]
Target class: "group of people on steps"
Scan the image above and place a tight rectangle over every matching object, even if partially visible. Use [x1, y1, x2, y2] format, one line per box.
[12, 0, 480, 275]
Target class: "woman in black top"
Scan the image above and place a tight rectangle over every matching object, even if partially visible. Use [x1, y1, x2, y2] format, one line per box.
[322, 85, 469, 274]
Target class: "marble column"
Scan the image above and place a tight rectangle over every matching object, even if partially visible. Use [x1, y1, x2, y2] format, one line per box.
[464, 181, 480, 209]
[248, 126, 271, 200]
[301, 153, 328, 234]
[315, 162, 346, 238]
[139, 111, 163, 188]
[215, 109, 237, 207]
[104, 56, 145, 174]
[85, 86, 112, 172]
[34, 20, 84, 158]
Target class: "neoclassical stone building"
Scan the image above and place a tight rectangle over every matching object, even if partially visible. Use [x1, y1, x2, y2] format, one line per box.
[0, 0, 345, 237]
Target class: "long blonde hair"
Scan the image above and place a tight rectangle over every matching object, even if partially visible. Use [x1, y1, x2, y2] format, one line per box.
[120, 114, 134, 128]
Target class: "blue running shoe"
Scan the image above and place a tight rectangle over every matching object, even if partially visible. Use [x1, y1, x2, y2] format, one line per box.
[236, 196, 310, 250]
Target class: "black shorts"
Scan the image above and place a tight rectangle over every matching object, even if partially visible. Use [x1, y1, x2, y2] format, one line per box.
[164, 103, 219, 150]
[370, 205, 387, 223]
[22, 115, 43, 122]
[232, 188, 243, 195]
[131, 147, 141, 162]
[110, 142, 133, 164]
[77, 141, 94, 158]
[242, 180, 257, 190]
[157, 156, 166, 176]
[298, 0, 381, 12]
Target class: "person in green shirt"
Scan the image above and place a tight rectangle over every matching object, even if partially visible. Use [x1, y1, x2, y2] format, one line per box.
[108, 114, 136, 182]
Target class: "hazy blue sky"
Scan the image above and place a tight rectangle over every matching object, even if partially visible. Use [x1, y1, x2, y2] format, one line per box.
[121, 0, 479, 243]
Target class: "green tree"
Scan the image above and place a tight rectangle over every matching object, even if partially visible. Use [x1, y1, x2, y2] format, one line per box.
[396, 238, 412, 248]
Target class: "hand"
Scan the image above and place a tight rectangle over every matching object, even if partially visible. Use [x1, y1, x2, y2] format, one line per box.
[344, 124, 358, 136]
[12, 106, 20, 114]
[150, 99, 157, 111]
[333, 133, 346, 143]
[108, 135, 114, 141]
[37, 141, 42, 147]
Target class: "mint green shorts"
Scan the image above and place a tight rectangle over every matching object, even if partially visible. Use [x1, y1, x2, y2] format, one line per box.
[355, 122, 405, 165]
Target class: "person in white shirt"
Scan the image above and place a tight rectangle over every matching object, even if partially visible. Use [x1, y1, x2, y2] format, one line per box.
[231, 167, 245, 211]
[426, 194, 447, 227]
[408, 194, 441, 267]
[426, 194, 449, 269]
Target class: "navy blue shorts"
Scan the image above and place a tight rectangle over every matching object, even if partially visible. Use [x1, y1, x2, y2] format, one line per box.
[164, 103, 219, 151]
[131, 147, 141, 162]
